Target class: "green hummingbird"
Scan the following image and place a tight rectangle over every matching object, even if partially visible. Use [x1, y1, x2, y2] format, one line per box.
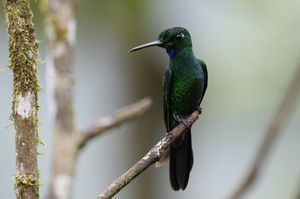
[129, 27, 208, 190]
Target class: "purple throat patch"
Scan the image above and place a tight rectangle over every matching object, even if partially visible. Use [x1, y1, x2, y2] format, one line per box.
[167, 48, 176, 57]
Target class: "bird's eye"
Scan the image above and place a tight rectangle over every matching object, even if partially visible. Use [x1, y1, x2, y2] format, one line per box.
[175, 33, 184, 41]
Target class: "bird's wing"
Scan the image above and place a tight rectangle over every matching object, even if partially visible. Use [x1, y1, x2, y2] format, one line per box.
[163, 69, 173, 132]
[198, 59, 208, 102]
[156, 69, 173, 167]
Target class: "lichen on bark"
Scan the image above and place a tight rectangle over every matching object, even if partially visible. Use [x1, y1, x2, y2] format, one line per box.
[3, 0, 41, 198]
[3, 0, 40, 99]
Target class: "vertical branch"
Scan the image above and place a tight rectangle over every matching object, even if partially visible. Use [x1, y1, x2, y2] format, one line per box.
[230, 64, 300, 199]
[3, 0, 40, 198]
[44, 1, 152, 198]
[45, 0, 77, 199]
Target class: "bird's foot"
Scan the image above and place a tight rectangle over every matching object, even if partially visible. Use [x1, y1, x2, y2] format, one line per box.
[173, 113, 191, 128]
[196, 106, 202, 114]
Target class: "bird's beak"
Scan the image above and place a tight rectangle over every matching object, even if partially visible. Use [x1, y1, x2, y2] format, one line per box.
[128, 40, 163, 52]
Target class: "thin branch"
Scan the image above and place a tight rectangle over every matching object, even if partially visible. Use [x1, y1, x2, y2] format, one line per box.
[230, 64, 300, 199]
[44, 0, 153, 198]
[96, 109, 201, 199]
[78, 97, 152, 149]
[3, 0, 40, 198]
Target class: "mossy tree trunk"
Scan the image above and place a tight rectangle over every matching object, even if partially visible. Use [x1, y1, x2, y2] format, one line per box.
[3, 0, 40, 198]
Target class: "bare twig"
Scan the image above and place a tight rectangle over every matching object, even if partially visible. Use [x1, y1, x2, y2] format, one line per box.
[230, 64, 300, 199]
[44, 0, 153, 198]
[78, 97, 152, 149]
[96, 110, 201, 199]
[45, 94, 151, 199]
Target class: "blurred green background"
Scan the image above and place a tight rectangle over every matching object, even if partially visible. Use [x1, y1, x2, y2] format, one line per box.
[1, 0, 300, 198]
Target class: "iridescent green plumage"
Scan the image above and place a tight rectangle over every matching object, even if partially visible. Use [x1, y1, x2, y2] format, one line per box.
[130, 27, 208, 190]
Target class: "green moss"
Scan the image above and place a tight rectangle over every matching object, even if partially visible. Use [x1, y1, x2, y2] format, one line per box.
[3, 0, 40, 106]
[4, 0, 40, 131]
[14, 173, 39, 199]
[3, 0, 41, 198]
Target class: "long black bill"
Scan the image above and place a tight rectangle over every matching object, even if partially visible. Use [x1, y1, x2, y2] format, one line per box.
[129, 40, 162, 52]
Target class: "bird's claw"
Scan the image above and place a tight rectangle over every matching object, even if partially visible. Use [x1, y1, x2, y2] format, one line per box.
[173, 114, 191, 128]
[182, 119, 192, 128]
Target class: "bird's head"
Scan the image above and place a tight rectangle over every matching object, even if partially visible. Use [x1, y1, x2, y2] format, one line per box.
[129, 27, 192, 57]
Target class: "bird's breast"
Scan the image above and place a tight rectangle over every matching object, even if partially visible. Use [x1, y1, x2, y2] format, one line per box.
[170, 69, 204, 116]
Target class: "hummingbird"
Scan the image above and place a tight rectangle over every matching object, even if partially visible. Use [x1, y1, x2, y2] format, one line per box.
[129, 27, 208, 191]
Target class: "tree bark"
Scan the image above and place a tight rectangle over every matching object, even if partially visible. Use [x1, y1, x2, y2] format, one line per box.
[44, 1, 153, 198]
[3, 0, 41, 198]
[45, 0, 77, 198]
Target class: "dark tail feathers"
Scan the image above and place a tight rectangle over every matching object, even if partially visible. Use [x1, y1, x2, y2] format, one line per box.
[169, 129, 194, 190]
